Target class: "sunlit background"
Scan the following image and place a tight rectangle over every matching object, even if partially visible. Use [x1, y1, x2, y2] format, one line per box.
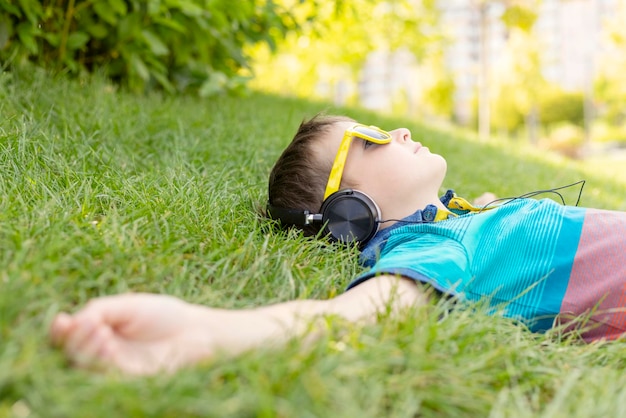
[3, 0, 624, 179]
[249, 0, 626, 167]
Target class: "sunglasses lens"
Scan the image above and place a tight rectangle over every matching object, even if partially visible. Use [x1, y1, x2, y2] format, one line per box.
[353, 126, 390, 140]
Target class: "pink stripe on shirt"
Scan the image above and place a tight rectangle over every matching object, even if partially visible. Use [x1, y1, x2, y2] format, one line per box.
[560, 209, 626, 341]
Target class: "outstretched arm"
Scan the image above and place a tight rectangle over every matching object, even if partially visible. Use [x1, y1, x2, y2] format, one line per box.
[50, 275, 426, 376]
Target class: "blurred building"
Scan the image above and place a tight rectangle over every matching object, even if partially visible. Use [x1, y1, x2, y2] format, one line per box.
[358, 49, 419, 112]
[358, 0, 620, 125]
[537, 0, 618, 89]
[438, 0, 508, 125]
[440, 0, 619, 124]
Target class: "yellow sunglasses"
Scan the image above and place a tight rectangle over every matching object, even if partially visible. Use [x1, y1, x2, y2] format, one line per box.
[323, 124, 392, 200]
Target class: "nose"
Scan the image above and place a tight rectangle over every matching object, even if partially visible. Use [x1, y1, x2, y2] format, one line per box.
[390, 128, 411, 143]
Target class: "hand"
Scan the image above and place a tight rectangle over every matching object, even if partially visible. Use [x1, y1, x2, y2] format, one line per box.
[50, 293, 215, 376]
[473, 192, 497, 207]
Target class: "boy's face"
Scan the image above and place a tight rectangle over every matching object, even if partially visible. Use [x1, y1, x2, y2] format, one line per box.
[318, 121, 447, 219]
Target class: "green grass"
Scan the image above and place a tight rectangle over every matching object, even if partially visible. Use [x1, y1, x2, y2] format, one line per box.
[2, 69, 626, 418]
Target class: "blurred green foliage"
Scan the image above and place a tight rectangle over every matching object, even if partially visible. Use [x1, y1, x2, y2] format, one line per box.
[538, 89, 584, 127]
[0, 0, 296, 94]
[500, 3, 538, 32]
[249, 0, 442, 101]
[493, 88, 584, 132]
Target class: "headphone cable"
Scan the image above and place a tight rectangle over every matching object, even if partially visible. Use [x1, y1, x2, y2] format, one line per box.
[379, 180, 586, 223]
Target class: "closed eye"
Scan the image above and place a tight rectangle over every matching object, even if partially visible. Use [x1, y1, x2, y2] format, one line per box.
[363, 140, 377, 150]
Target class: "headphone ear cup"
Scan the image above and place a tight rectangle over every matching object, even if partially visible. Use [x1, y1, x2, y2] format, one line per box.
[320, 190, 381, 245]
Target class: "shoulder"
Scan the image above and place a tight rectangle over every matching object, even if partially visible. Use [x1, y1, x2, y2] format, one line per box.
[352, 229, 471, 294]
[364, 226, 469, 271]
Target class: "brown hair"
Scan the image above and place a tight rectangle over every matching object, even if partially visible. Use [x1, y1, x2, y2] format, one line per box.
[268, 114, 354, 236]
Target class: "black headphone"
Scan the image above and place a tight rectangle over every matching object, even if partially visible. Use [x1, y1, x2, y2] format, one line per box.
[267, 189, 382, 246]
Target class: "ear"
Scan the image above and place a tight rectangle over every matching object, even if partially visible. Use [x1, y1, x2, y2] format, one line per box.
[320, 189, 381, 245]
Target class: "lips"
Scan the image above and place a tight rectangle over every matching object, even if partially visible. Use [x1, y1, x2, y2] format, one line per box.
[414, 143, 422, 153]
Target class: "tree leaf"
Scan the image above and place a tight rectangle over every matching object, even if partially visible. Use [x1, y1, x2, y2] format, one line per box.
[0, 15, 12, 50]
[129, 54, 150, 81]
[154, 17, 187, 34]
[43, 32, 60, 47]
[501, 5, 537, 33]
[109, 0, 128, 15]
[16, 22, 38, 54]
[94, 2, 118, 25]
[87, 24, 109, 39]
[147, 0, 162, 16]
[173, 0, 204, 17]
[66, 31, 90, 50]
[199, 71, 228, 97]
[141, 30, 169, 56]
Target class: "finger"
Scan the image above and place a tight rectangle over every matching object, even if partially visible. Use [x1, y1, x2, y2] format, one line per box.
[110, 349, 159, 376]
[64, 316, 101, 359]
[80, 293, 161, 331]
[50, 313, 74, 347]
[110, 341, 181, 376]
[71, 325, 117, 369]
[89, 293, 188, 338]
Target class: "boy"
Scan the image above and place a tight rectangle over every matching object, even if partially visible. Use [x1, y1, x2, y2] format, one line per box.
[50, 115, 626, 376]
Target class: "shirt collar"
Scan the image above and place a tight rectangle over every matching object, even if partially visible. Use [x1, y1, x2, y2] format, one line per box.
[359, 189, 485, 265]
